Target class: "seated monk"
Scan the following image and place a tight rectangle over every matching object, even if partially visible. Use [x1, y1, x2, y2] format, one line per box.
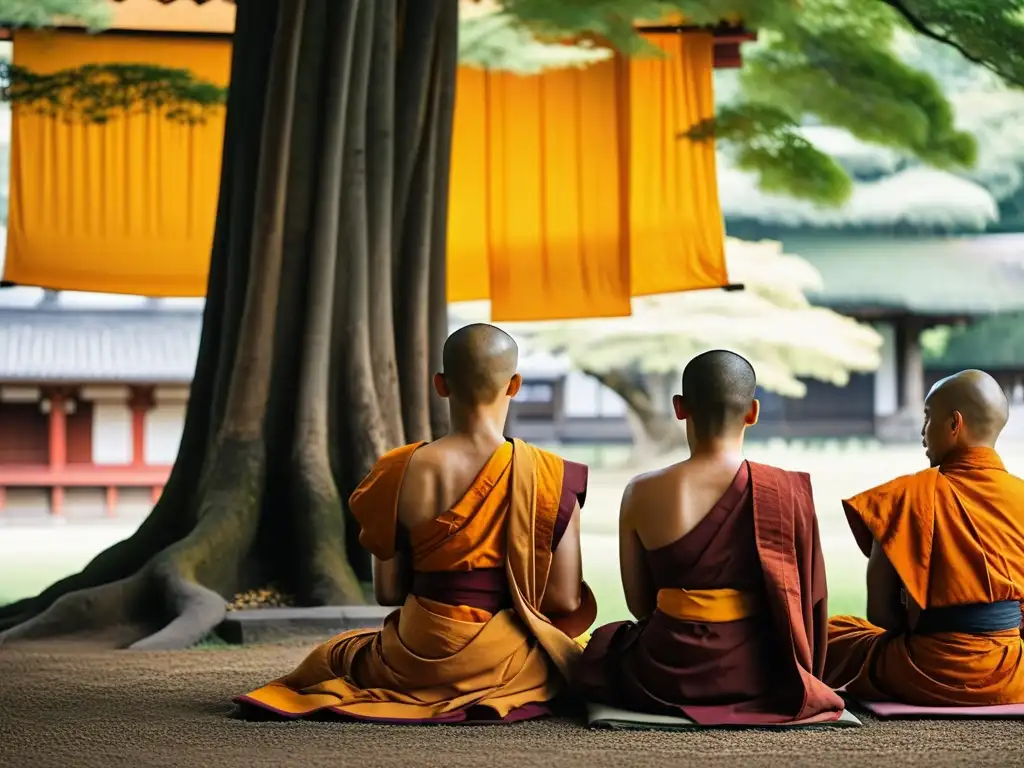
[236, 323, 596, 723]
[574, 350, 844, 725]
[826, 369, 1024, 705]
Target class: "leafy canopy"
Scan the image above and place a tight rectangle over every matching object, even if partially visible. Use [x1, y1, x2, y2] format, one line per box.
[0, 0, 110, 30]
[498, 0, 1023, 206]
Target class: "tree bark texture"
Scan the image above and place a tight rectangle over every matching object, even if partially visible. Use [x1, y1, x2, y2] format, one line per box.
[0, 0, 458, 650]
[582, 368, 689, 463]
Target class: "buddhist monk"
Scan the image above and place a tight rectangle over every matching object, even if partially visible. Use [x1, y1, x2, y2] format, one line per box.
[235, 323, 596, 723]
[826, 369, 1024, 705]
[574, 350, 844, 725]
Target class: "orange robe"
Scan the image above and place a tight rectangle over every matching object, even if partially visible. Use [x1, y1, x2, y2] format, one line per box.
[826, 447, 1024, 705]
[235, 438, 596, 723]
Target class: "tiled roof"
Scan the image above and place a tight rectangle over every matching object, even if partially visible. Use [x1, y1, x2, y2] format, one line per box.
[0, 304, 201, 383]
[780, 234, 1024, 317]
[0, 300, 566, 383]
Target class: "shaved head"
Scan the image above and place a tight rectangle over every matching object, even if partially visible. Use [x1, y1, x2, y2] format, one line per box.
[924, 369, 1008, 456]
[440, 323, 519, 405]
[679, 350, 757, 439]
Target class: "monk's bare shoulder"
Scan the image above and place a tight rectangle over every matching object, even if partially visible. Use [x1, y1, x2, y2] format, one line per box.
[395, 443, 440, 525]
[620, 463, 685, 521]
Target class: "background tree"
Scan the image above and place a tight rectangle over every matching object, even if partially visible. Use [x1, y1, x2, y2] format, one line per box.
[0, 0, 110, 28]
[1, 0, 1021, 650]
[717, 35, 1024, 234]
[453, 239, 883, 458]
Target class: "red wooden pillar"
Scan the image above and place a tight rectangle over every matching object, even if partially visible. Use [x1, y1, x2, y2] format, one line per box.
[48, 391, 67, 517]
[105, 486, 119, 518]
[129, 387, 153, 468]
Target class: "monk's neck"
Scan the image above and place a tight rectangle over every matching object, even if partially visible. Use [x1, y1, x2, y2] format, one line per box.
[688, 436, 745, 461]
[447, 408, 507, 444]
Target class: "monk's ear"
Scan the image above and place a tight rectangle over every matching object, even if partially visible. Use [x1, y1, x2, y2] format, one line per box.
[672, 394, 687, 421]
[506, 373, 523, 398]
[433, 373, 450, 399]
[745, 399, 760, 427]
[950, 409, 964, 434]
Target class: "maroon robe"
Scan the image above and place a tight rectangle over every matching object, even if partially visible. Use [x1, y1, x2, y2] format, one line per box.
[574, 462, 844, 725]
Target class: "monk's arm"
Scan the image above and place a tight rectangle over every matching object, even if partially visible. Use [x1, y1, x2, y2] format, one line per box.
[866, 540, 906, 632]
[619, 484, 656, 621]
[541, 502, 583, 616]
[372, 553, 412, 607]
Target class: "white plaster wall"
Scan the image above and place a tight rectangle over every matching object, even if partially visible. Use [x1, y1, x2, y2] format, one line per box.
[561, 372, 628, 418]
[92, 403, 133, 465]
[2, 488, 49, 518]
[65, 488, 107, 519]
[145, 403, 186, 465]
[563, 372, 601, 417]
[596, 384, 627, 417]
[873, 322, 898, 417]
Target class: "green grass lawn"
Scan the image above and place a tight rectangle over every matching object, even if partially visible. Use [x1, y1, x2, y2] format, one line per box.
[0, 526, 866, 626]
[10, 440, 1022, 623]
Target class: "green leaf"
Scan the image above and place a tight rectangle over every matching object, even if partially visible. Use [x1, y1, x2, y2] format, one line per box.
[0, 62, 227, 124]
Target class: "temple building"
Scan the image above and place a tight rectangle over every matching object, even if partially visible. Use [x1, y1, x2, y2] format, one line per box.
[718, 124, 1024, 441]
[0, 293, 195, 517]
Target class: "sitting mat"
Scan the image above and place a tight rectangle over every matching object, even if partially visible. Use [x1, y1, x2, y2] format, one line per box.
[586, 703, 862, 730]
[853, 699, 1024, 720]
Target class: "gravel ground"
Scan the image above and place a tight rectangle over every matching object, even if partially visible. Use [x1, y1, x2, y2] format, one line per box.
[1, 642, 1023, 768]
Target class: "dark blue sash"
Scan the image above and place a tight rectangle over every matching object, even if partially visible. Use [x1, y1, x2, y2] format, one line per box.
[916, 600, 1023, 634]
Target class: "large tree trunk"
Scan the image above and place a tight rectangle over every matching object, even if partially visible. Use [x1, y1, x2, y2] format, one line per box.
[0, 0, 457, 650]
[583, 368, 689, 464]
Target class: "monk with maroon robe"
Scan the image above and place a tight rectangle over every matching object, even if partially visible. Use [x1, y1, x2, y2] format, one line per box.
[575, 350, 844, 726]
[236, 324, 596, 723]
[826, 370, 1024, 705]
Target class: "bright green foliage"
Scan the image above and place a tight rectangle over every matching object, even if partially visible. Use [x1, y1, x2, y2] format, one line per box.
[688, 104, 852, 205]
[497, 0, 1022, 206]
[501, 1, 796, 54]
[0, 0, 110, 30]
[2, 63, 227, 124]
[0, 0, 224, 123]
[924, 314, 1024, 369]
[459, 11, 614, 72]
[880, 0, 1024, 87]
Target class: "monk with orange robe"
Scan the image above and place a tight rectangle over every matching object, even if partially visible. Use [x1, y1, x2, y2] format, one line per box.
[575, 351, 844, 725]
[236, 323, 596, 723]
[826, 369, 1024, 705]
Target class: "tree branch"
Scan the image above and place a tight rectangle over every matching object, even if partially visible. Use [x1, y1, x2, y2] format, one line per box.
[878, 0, 1024, 87]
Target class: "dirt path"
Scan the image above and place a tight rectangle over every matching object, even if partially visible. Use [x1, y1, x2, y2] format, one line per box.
[1, 643, 1022, 768]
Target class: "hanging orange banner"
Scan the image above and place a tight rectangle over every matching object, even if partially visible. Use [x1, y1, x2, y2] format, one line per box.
[5, 30, 728, 317]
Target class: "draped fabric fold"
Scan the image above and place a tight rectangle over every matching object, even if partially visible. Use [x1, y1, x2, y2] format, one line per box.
[447, 31, 728, 320]
[4, 31, 230, 296]
[6, 31, 727, 314]
[627, 33, 727, 296]
[235, 438, 593, 722]
[825, 447, 1024, 706]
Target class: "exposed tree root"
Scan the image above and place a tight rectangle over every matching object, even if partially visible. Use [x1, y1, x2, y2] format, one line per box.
[0, 574, 153, 648]
[288, 468, 364, 606]
[128, 560, 227, 651]
[0, 476, 196, 632]
[0, 554, 226, 651]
